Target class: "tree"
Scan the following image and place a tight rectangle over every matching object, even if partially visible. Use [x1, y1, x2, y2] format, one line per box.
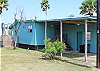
[41, 0, 50, 48]
[12, 9, 24, 49]
[0, 0, 8, 14]
[80, 0, 96, 62]
[80, 0, 96, 16]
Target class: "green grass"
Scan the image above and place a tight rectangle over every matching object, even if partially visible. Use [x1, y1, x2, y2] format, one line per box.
[0, 48, 93, 71]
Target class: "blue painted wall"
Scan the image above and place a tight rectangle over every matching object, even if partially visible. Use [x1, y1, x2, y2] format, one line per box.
[12, 21, 45, 45]
[17, 21, 35, 45]
[11, 20, 35, 45]
[11, 20, 96, 53]
[47, 23, 55, 39]
[63, 24, 78, 51]
[35, 22, 45, 45]
[35, 22, 55, 45]
[63, 23, 96, 53]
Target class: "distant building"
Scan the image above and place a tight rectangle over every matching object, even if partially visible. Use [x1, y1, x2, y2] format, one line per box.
[1, 23, 12, 47]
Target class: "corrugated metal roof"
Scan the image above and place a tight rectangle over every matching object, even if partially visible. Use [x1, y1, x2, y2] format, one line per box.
[10, 16, 97, 28]
[13, 16, 96, 23]
[36, 16, 96, 22]
[62, 16, 96, 21]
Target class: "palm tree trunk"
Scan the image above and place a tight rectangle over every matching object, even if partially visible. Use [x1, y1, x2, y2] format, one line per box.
[45, 10, 47, 48]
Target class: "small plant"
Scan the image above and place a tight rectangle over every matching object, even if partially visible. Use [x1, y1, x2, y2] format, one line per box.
[42, 38, 57, 59]
[54, 40, 66, 58]
[54, 40, 66, 53]
[42, 38, 66, 60]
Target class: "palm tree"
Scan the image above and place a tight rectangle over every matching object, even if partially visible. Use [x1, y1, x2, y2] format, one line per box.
[80, 0, 96, 16]
[80, 0, 96, 62]
[41, 0, 50, 48]
[0, 0, 8, 14]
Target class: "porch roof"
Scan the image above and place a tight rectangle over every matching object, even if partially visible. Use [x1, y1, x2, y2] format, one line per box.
[10, 16, 97, 29]
[37, 16, 96, 24]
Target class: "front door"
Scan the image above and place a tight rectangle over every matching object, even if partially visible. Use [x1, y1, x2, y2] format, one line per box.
[54, 24, 60, 40]
[77, 32, 82, 51]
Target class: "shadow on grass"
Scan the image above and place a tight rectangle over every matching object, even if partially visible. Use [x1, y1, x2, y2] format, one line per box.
[40, 57, 91, 68]
[55, 57, 91, 68]
[58, 52, 96, 58]
[62, 52, 84, 58]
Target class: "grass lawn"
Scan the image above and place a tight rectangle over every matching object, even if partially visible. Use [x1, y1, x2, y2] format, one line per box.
[0, 48, 96, 71]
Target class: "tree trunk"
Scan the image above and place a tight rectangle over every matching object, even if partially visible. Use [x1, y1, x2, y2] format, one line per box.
[45, 10, 47, 48]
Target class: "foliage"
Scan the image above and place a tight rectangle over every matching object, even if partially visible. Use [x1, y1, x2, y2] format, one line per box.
[0, 0, 8, 14]
[41, 0, 50, 12]
[41, 0, 50, 49]
[80, 0, 96, 16]
[53, 40, 66, 53]
[42, 38, 66, 59]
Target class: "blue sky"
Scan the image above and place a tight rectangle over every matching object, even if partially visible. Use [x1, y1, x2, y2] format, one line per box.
[1, 0, 84, 24]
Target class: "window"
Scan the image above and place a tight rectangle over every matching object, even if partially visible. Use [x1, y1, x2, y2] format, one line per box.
[28, 25, 32, 32]
[29, 29, 32, 32]
[87, 32, 91, 40]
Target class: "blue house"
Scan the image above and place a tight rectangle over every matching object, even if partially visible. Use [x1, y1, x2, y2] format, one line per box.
[10, 16, 97, 53]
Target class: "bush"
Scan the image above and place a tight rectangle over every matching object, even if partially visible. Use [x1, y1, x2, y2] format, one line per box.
[42, 38, 66, 60]
[42, 38, 57, 59]
[54, 40, 66, 53]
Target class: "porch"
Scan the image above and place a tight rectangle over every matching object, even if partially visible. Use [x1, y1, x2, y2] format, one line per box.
[44, 16, 96, 53]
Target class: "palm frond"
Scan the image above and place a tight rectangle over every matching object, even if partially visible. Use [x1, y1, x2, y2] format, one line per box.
[80, 0, 96, 16]
[41, 0, 50, 12]
[0, 0, 8, 14]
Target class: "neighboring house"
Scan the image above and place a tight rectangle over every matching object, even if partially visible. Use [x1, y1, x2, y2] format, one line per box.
[10, 16, 97, 53]
[1, 23, 12, 47]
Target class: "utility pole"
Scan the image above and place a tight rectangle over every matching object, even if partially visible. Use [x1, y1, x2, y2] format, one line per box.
[97, 0, 100, 68]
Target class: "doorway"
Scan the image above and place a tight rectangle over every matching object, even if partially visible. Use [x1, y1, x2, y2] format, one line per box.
[54, 24, 60, 40]
[77, 32, 82, 51]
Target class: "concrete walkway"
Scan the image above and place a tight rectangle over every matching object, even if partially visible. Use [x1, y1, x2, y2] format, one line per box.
[62, 51, 100, 71]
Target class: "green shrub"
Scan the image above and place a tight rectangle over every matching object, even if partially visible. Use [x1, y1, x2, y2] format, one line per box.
[43, 38, 57, 59]
[54, 40, 66, 53]
[42, 38, 66, 60]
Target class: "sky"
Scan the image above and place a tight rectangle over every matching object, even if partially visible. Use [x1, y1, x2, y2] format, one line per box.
[0, 0, 84, 24]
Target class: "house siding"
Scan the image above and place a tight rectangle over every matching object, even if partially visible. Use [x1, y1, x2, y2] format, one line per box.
[63, 24, 96, 53]
[11, 19, 96, 53]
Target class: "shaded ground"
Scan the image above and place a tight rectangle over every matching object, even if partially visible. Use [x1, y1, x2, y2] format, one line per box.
[62, 51, 99, 71]
[0, 48, 99, 71]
